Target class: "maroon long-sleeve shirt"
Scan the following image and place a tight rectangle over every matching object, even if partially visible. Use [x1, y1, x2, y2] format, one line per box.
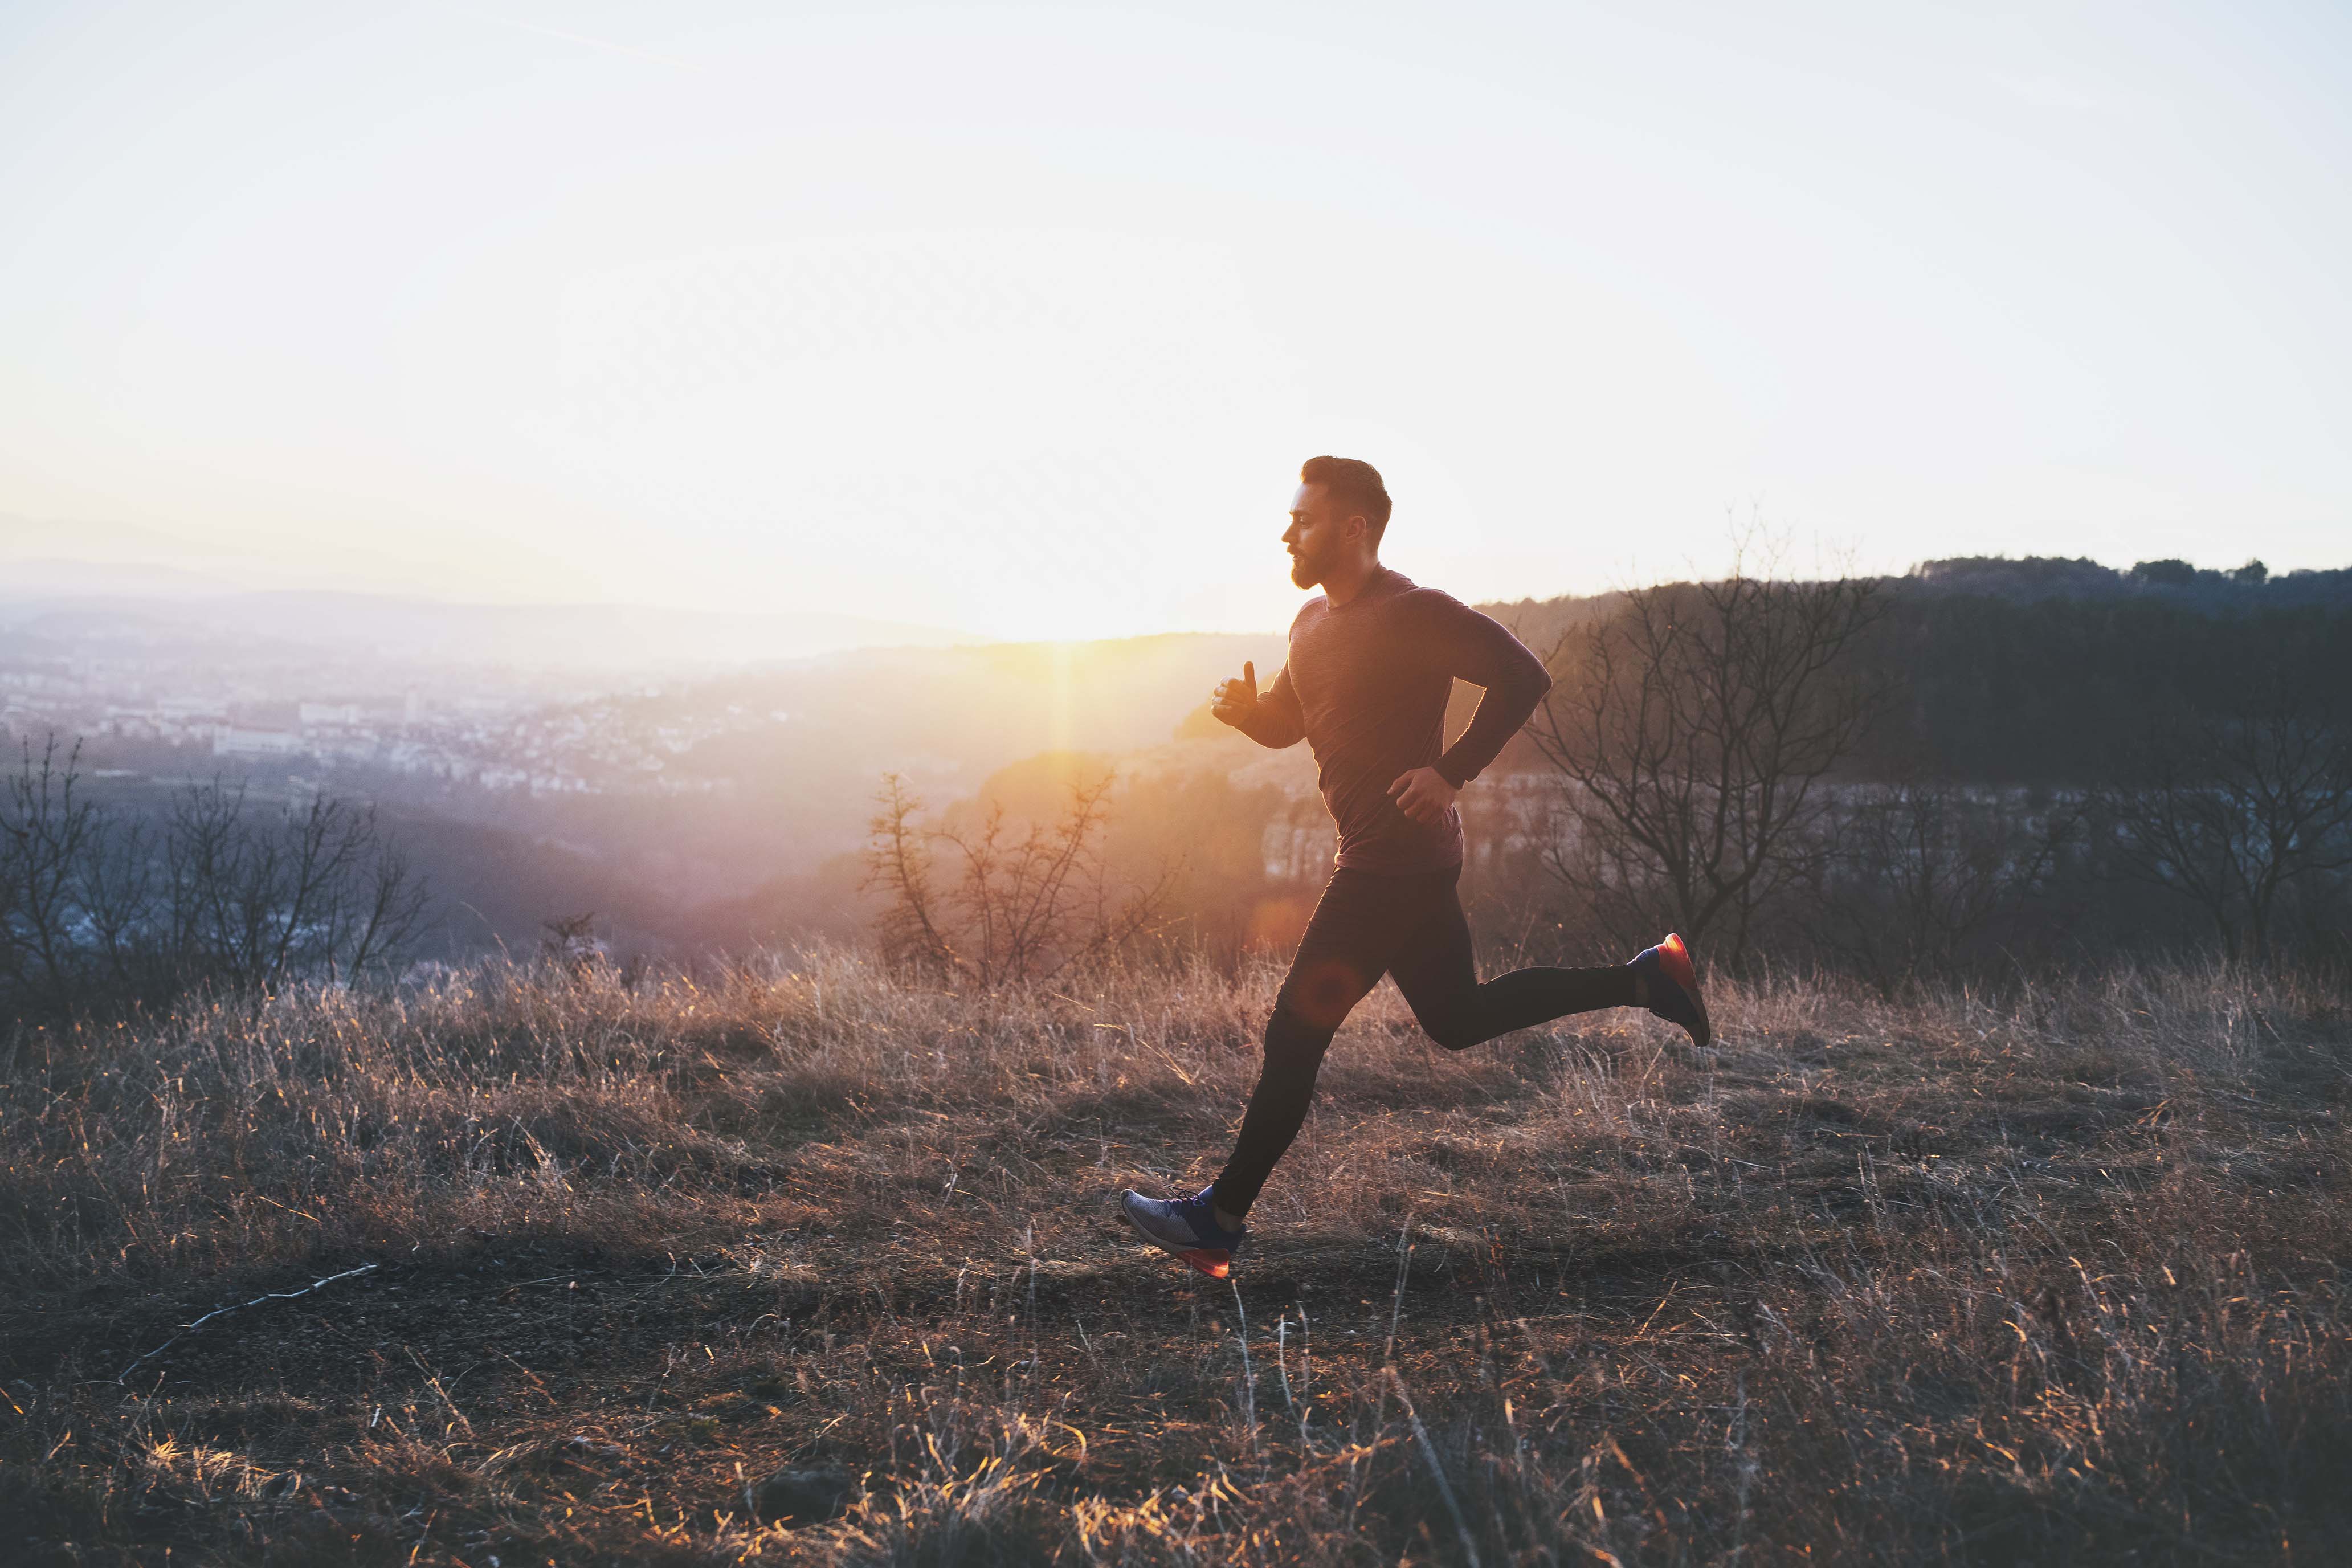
[1239, 566, 1553, 873]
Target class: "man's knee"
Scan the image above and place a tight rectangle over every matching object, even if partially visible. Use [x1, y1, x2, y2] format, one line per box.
[1262, 1002, 1333, 1070]
[1283, 955, 1370, 1032]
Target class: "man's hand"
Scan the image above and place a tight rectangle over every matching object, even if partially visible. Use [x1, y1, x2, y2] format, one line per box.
[1211, 660, 1260, 729]
[1387, 766, 1458, 826]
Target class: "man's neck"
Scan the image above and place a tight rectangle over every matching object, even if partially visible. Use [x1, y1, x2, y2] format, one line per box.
[1321, 555, 1382, 607]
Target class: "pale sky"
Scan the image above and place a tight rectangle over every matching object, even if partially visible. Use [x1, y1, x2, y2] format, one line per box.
[2, 1, 2347, 640]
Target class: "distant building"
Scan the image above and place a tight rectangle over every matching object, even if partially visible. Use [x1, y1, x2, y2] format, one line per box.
[299, 702, 362, 727]
[215, 728, 303, 757]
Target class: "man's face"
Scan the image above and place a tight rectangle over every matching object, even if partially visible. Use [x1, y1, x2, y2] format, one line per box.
[1281, 483, 1359, 590]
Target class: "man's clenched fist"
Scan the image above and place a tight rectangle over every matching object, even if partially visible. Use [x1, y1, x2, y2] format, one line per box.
[1211, 660, 1260, 729]
[1387, 766, 1458, 826]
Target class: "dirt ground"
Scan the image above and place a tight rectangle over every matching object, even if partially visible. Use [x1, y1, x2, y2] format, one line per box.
[5, 955, 2349, 1563]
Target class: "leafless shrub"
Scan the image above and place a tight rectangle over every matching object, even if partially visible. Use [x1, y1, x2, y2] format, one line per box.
[540, 912, 610, 974]
[864, 769, 1171, 986]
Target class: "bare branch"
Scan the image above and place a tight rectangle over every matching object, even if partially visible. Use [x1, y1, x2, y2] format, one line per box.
[118, 1263, 380, 1383]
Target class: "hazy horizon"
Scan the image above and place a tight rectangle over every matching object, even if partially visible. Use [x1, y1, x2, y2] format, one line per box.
[10, 530, 2340, 629]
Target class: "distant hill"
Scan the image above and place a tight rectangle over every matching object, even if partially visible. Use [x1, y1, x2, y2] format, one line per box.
[1904, 554, 2352, 609]
[0, 579, 977, 669]
[1467, 556, 2352, 787]
[0, 557, 252, 601]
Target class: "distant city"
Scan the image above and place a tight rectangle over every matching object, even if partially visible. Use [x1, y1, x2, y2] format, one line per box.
[2, 657, 786, 798]
[0, 582, 1302, 955]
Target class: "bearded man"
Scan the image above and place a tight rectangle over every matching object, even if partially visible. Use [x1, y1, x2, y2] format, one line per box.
[1121, 456, 1710, 1277]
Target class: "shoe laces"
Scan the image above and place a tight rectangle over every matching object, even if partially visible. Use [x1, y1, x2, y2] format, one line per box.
[1176, 1187, 1231, 1240]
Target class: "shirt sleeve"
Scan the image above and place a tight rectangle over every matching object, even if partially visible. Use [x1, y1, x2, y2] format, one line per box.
[1423, 594, 1553, 787]
[1243, 663, 1306, 749]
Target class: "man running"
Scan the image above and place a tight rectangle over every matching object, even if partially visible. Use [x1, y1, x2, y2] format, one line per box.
[1121, 456, 1710, 1279]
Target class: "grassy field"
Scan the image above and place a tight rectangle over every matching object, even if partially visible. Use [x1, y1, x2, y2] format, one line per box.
[3, 950, 2349, 1565]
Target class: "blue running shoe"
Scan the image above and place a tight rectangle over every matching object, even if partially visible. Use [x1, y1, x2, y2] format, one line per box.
[1629, 932, 1712, 1047]
[1120, 1185, 1248, 1278]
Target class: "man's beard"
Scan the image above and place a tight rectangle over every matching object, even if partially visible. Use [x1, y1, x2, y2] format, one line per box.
[1288, 549, 1322, 589]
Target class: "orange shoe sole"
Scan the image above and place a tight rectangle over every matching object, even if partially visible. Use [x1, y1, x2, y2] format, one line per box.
[1656, 933, 1712, 1046]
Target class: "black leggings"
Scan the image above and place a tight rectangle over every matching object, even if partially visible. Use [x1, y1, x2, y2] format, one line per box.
[1212, 864, 1634, 1216]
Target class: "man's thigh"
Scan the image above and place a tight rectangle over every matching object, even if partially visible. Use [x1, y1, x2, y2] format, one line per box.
[1275, 868, 1449, 1032]
[1383, 872, 1480, 1031]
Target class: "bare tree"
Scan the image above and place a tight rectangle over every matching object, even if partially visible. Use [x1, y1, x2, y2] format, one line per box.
[0, 737, 100, 1011]
[2093, 704, 2352, 965]
[1811, 779, 2076, 995]
[76, 811, 166, 993]
[1, 735, 431, 1019]
[1526, 553, 1885, 967]
[164, 785, 427, 989]
[334, 835, 428, 978]
[863, 769, 1170, 987]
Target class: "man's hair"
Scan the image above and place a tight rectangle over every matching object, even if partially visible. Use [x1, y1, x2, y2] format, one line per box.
[1300, 456, 1391, 535]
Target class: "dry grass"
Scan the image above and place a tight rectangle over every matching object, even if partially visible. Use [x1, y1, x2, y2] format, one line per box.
[3, 950, 2349, 1564]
